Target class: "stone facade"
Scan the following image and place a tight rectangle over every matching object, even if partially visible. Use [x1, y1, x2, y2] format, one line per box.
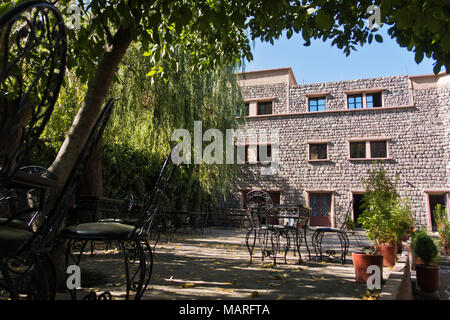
[227, 68, 450, 230]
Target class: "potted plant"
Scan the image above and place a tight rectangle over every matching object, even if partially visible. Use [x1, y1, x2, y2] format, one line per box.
[352, 246, 383, 284]
[432, 204, 450, 256]
[412, 231, 440, 292]
[392, 196, 415, 254]
[410, 229, 428, 266]
[357, 163, 405, 267]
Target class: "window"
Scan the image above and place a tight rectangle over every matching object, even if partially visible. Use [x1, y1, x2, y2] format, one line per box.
[349, 142, 366, 158]
[346, 91, 384, 109]
[366, 92, 382, 108]
[309, 143, 328, 160]
[257, 101, 273, 115]
[236, 145, 249, 163]
[308, 97, 326, 112]
[237, 103, 250, 117]
[349, 139, 389, 159]
[245, 145, 250, 163]
[370, 141, 387, 158]
[348, 95, 363, 109]
[257, 145, 272, 162]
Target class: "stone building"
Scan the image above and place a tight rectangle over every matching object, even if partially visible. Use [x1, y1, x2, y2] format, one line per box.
[227, 67, 449, 231]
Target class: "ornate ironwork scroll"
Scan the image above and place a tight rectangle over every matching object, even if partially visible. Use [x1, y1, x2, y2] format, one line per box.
[0, 1, 66, 188]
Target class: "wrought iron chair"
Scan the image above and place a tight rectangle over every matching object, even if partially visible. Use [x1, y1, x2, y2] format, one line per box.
[311, 200, 353, 264]
[0, 165, 50, 231]
[245, 189, 311, 266]
[0, 1, 117, 300]
[0, 1, 66, 299]
[277, 205, 312, 263]
[0, 97, 116, 299]
[245, 190, 274, 264]
[59, 152, 175, 300]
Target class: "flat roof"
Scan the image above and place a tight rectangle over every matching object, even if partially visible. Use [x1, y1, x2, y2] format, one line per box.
[238, 67, 448, 87]
[237, 67, 297, 86]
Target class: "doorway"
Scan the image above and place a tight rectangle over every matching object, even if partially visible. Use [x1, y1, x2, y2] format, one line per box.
[428, 194, 447, 231]
[309, 193, 332, 226]
[352, 193, 364, 228]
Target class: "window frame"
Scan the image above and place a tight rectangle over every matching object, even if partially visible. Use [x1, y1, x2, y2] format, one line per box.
[348, 138, 391, 160]
[257, 100, 273, 115]
[307, 142, 329, 161]
[256, 144, 273, 163]
[347, 94, 363, 109]
[366, 92, 383, 108]
[308, 97, 327, 112]
[349, 141, 367, 159]
[345, 89, 384, 109]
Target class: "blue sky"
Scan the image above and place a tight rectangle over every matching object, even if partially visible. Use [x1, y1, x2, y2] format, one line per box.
[243, 27, 437, 84]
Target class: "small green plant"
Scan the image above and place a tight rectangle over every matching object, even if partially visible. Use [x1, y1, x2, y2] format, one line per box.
[392, 196, 415, 241]
[358, 162, 414, 245]
[412, 231, 439, 265]
[361, 246, 380, 255]
[345, 217, 356, 231]
[433, 204, 450, 248]
[411, 228, 428, 249]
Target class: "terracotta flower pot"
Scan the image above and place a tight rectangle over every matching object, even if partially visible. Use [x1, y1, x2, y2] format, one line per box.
[352, 252, 384, 283]
[416, 264, 440, 292]
[376, 243, 398, 267]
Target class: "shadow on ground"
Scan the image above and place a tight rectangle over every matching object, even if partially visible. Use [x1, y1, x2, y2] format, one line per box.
[57, 228, 375, 300]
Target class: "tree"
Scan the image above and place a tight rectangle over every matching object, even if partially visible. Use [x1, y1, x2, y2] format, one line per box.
[40, 43, 244, 208]
[2, 0, 448, 192]
[102, 45, 244, 208]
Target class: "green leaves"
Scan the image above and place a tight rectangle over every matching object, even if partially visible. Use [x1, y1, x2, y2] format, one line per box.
[314, 10, 333, 30]
[146, 66, 163, 77]
[359, 162, 414, 245]
[414, 50, 424, 64]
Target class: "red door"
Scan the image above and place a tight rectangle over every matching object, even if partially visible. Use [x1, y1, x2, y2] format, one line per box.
[309, 193, 331, 226]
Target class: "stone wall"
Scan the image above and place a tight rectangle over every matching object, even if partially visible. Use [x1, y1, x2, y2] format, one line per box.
[289, 75, 411, 113]
[240, 82, 289, 114]
[227, 72, 449, 229]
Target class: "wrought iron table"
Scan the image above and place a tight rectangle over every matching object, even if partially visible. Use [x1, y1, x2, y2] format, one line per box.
[246, 203, 311, 265]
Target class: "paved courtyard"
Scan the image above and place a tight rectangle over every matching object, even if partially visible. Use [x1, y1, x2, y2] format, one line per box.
[56, 227, 390, 300]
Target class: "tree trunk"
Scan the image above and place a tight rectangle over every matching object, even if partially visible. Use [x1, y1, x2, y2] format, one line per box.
[77, 136, 103, 198]
[76, 136, 104, 222]
[48, 26, 132, 190]
[47, 26, 131, 292]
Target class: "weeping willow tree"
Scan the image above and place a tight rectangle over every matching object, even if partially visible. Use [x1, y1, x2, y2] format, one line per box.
[105, 44, 245, 210]
[37, 44, 245, 210]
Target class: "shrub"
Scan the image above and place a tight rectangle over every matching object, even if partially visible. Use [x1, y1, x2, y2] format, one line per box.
[412, 231, 439, 265]
[358, 162, 415, 245]
[433, 204, 450, 248]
